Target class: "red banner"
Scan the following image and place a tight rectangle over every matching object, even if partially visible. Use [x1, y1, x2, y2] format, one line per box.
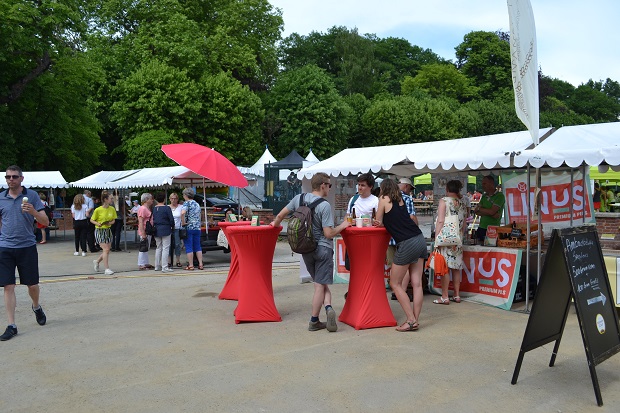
[431, 246, 522, 309]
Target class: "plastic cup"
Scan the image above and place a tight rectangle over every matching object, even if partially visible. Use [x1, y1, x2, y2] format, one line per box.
[355, 217, 363, 228]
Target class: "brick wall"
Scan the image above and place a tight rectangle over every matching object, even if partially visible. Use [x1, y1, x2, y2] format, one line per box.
[595, 212, 620, 250]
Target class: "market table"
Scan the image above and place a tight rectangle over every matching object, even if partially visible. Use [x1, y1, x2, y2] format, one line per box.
[339, 226, 396, 329]
[226, 225, 282, 323]
[217, 221, 253, 300]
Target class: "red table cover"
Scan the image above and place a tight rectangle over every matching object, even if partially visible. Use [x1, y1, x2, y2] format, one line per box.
[339, 226, 396, 329]
[217, 221, 252, 300]
[226, 225, 282, 323]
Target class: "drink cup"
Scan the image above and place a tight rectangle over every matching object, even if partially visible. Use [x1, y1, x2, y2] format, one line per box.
[355, 217, 363, 228]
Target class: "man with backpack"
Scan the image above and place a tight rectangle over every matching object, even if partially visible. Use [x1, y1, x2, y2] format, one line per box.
[271, 172, 350, 332]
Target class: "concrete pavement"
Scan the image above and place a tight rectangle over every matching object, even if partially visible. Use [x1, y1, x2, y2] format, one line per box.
[1, 229, 619, 412]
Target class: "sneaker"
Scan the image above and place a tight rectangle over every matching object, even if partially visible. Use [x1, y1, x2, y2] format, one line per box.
[162, 268, 174, 273]
[93, 260, 100, 272]
[0, 325, 17, 341]
[74, 252, 79, 256]
[104, 269, 115, 275]
[82, 252, 87, 257]
[308, 320, 326, 331]
[326, 308, 338, 332]
[32, 306, 46, 325]
[154, 267, 162, 271]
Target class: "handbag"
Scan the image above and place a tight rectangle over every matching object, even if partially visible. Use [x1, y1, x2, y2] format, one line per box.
[139, 237, 149, 252]
[435, 198, 462, 247]
[145, 220, 156, 236]
[425, 249, 448, 276]
[179, 228, 187, 239]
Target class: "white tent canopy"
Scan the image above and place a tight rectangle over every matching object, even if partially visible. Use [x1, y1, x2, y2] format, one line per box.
[305, 149, 320, 163]
[71, 170, 141, 189]
[514, 122, 620, 168]
[71, 166, 228, 189]
[299, 128, 553, 178]
[238, 146, 277, 177]
[1, 171, 69, 189]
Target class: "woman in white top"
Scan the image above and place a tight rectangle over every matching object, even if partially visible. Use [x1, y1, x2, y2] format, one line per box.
[71, 194, 88, 256]
[168, 192, 183, 268]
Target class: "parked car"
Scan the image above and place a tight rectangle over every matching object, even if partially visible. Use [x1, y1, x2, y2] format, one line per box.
[193, 193, 239, 211]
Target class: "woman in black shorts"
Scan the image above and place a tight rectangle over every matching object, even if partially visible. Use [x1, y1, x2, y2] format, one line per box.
[375, 179, 428, 331]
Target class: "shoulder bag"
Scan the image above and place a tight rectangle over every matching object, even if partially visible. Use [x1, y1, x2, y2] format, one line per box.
[435, 197, 462, 247]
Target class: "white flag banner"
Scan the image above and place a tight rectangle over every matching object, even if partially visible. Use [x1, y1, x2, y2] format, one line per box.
[507, 0, 539, 145]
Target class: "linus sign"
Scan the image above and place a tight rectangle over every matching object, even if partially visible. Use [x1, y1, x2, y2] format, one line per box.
[501, 171, 595, 229]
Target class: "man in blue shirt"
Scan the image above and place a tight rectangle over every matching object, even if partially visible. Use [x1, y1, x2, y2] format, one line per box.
[0, 166, 49, 341]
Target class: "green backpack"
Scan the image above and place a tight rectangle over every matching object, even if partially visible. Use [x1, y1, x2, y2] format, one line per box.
[287, 193, 326, 254]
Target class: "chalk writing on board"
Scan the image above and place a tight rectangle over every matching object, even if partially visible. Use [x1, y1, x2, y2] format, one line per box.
[577, 278, 601, 293]
[564, 237, 595, 251]
[572, 251, 589, 262]
[586, 293, 607, 307]
[572, 263, 596, 278]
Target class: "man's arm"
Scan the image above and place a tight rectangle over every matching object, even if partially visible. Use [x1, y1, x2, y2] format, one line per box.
[271, 207, 290, 227]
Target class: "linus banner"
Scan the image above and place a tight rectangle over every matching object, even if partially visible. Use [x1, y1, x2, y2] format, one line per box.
[431, 246, 522, 310]
[501, 170, 595, 229]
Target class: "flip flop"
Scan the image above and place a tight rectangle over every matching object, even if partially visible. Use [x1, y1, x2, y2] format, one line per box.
[433, 297, 450, 305]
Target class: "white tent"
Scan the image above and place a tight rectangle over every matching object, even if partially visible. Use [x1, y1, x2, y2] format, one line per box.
[70, 167, 228, 189]
[233, 147, 278, 208]
[298, 128, 553, 178]
[237, 146, 277, 177]
[305, 149, 320, 163]
[1, 171, 69, 189]
[71, 170, 141, 189]
[514, 122, 620, 168]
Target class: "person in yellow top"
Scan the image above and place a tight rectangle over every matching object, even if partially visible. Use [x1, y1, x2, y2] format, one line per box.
[90, 192, 117, 275]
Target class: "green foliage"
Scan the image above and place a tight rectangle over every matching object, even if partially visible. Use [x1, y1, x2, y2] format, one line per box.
[567, 80, 620, 122]
[266, 65, 350, 159]
[124, 130, 181, 169]
[192, 72, 264, 166]
[401, 63, 478, 102]
[111, 60, 202, 142]
[463, 98, 525, 136]
[455, 31, 512, 99]
[343, 93, 371, 147]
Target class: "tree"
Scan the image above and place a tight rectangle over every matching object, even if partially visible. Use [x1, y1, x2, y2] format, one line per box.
[124, 130, 181, 169]
[566, 79, 620, 122]
[455, 31, 512, 99]
[401, 63, 478, 102]
[192, 72, 264, 166]
[266, 65, 350, 159]
[372, 36, 447, 95]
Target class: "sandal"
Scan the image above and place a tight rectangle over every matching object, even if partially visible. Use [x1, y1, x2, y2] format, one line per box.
[396, 320, 419, 332]
[198, 266, 204, 270]
[176, 262, 182, 268]
[450, 296, 461, 303]
[184, 266, 194, 271]
[139, 266, 148, 271]
[433, 297, 450, 305]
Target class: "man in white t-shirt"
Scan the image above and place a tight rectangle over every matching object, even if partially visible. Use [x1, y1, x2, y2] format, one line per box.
[347, 173, 378, 218]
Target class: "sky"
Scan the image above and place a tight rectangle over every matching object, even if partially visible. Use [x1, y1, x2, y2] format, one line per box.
[268, 0, 619, 87]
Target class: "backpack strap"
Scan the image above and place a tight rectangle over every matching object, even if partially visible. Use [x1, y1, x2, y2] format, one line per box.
[308, 197, 326, 210]
[348, 193, 360, 212]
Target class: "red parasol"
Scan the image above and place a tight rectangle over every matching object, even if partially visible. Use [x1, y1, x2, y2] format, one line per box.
[161, 143, 248, 187]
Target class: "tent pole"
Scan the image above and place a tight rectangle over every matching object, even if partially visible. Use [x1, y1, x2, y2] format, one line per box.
[525, 165, 531, 312]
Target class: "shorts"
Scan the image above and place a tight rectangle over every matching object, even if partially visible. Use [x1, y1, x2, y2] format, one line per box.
[476, 227, 487, 242]
[393, 233, 427, 266]
[185, 229, 201, 253]
[95, 227, 112, 244]
[302, 245, 334, 285]
[0, 246, 40, 286]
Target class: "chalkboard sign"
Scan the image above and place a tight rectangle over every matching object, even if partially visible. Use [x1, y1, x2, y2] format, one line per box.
[511, 225, 620, 407]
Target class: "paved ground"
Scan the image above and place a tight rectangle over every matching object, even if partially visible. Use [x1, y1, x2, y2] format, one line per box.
[1, 221, 619, 412]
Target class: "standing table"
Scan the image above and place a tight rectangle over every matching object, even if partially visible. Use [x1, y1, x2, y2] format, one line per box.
[339, 226, 396, 329]
[226, 225, 283, 323]
[218, 221, 252, 300]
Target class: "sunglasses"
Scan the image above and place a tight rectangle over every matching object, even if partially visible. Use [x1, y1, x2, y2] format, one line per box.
[323, 182, 332, 188]
[5, 175, 21, 180]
